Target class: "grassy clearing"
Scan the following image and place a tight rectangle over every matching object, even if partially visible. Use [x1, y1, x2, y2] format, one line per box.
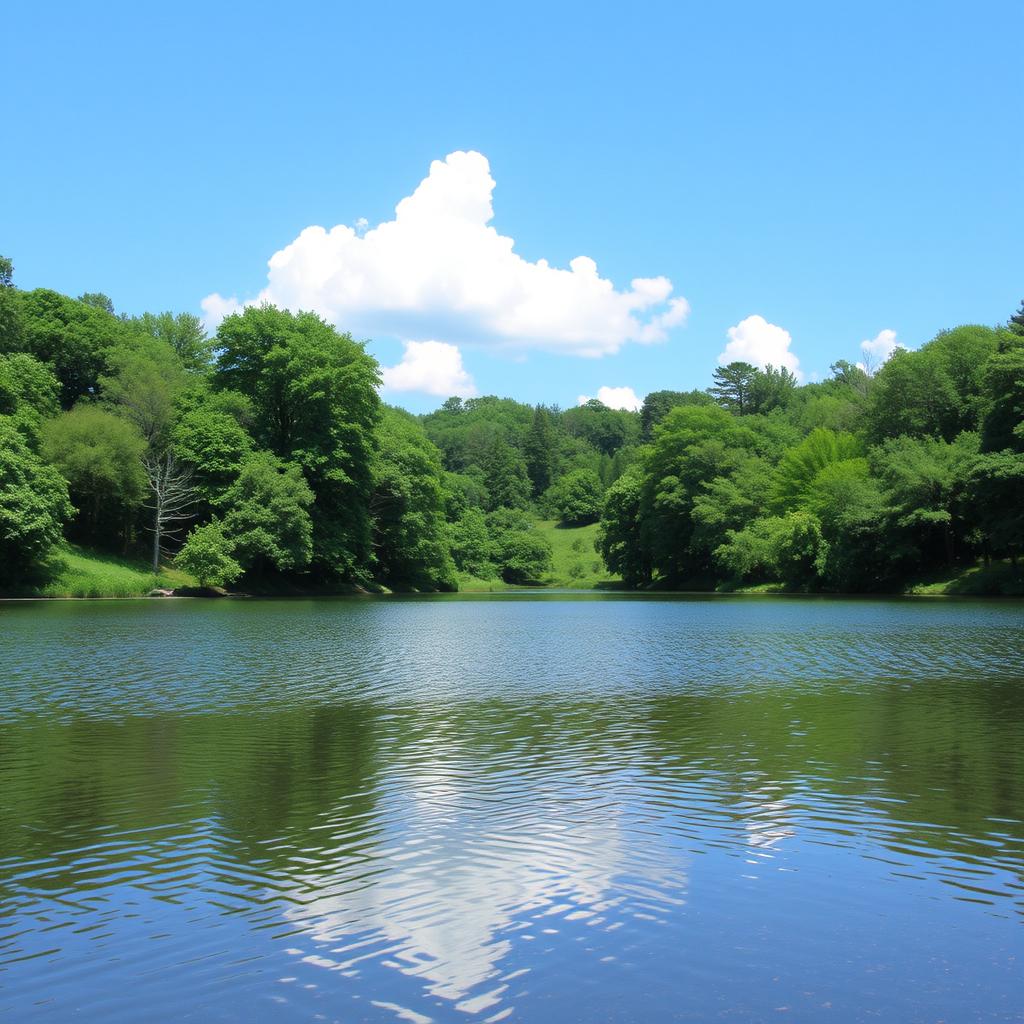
[535, 519, 621, 589]
[7, 545, 197, 599]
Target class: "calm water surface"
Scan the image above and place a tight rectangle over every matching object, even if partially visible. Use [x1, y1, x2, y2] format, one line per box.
[1, 595, 1023, 1022]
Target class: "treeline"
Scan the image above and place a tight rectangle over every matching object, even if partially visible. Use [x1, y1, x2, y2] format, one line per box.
[0, 253, 1021, 593]
[0, 258, 637, 591]
[601, 322, 1024, 591]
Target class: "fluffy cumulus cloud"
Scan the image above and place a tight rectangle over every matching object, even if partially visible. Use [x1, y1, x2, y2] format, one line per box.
[577, 385, 644, 411]
[718, 315, 802, 380]
[380, 340, 478, 398]
[857, 328, 902, 372]
[201, 150, 690, 396]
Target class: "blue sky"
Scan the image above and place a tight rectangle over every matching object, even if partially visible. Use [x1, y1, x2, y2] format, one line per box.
[4, 1, 1022, 412]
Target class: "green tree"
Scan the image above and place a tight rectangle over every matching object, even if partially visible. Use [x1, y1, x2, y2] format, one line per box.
[597, 466, 649, 586]
[0, 256, 22, 354]
[748, 365, 798, 414]
[0, 353, 60, 438]
[640, 404, 761, 582]
[214, 305, 380, 578]
[129, 311, 213, 372]
[1010, 300, 1024, 337]
[979, 334, 1024, 453]
[524, 405, 557, 496]
[370, 408, 456, 589]
[710, 362, 759, 415]
[218, 451, 314, 575]
[41, 406, 147, 546]
[10, 289, 128, 406]
[772, 428, 863, 510]
[482, 435, 531, 510]
[171, 403, 254, 512]
[449, 506, 494, 578]
[640, 389, 714, 439]
[486, 509, 553, 583]
[176, 520, 243, 588]
[866, 326, 1005, 443]
[0, 417, 74, 585]
[872, 433, 978, 567]
[546, 468, 604, 526]
[562, 400, 639, 455]
[100, 338, 186, 447]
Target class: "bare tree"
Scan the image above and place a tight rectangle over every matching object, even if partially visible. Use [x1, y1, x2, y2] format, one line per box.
[144, 452, 195, 573]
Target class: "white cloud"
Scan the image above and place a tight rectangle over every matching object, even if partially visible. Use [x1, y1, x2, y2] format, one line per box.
[577, 385, 644, 411]
[200, 150, 689, 361]
[718, 315, 802, 380]
[380, 340, 477, 398]
[857, 328, 902, 372]
[200, 292, 242, 330]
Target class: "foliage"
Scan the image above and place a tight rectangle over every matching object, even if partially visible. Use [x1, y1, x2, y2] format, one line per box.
[370, 408, 457, 589]
[8, 289, 128, 407]
[546, 468, 604, 525]
[772, 428, 863, 510]
[176, 521, 243, 588]
[217, 451, 315, 575]
[214, 305, 380, 578]
[0, 417, 74, 583]
[40, 405, 147, 545]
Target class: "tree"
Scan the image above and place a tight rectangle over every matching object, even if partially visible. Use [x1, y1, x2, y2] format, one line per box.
[524, 405, 557, 496]
[546, 468, 604, 525]
[129, 311, 214, 372]
[79, 292, 114, 315]
[865, 326, 1005, 443]
[482, 435, 531, 510]
[0, 417, 73, 585]
[370, 408, 456, 589]
[449, 506, 494, 578]
[171, 402, 253, 512]
[597, 466, 649, 586]
[872, 433, 978, 567]
[10, 289, 128, 406]
[979, 335, 1024, 453]
[214, 305, 380, 578]
[639, 404, 761, 582]
[772, 429, 863, 510]
[100, 338, 185, 447]
[176, 520, 242, 587]
[218, 452, 314, 575]
[640, 390, 714, 439]
[0, 256, 22, 355]
[143, 451, 195, 572]
[41, 406, 147, 546]
[1010, 300, 1024, 337]
[714, 511, 826, 588]
[0, 353, 60, 437]
[486, 509, 553, 583]
[562, 399, 639, 455]
[710, 362, 759, 415]
[748, 364, 798, 414]
[966, 451, 1024, 564]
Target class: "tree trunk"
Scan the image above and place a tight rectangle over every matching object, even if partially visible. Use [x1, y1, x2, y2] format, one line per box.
[152, 506, 161, 574]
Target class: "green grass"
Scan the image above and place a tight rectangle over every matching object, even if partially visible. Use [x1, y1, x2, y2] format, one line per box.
[455, 574, 518, 592]
[903, 560, 1024, 597]
[9, 545, 197, 599]
[535, 519, 621, 589]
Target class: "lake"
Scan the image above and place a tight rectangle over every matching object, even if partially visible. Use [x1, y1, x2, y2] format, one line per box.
[1, 594, 1022, 1022]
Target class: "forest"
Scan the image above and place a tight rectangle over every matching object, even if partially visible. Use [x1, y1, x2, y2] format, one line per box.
[1, 254, 1022, 595]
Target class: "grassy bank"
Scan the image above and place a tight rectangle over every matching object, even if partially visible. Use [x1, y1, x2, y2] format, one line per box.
[720, 559, 1024, 597]
[3, 545, 196, 598]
